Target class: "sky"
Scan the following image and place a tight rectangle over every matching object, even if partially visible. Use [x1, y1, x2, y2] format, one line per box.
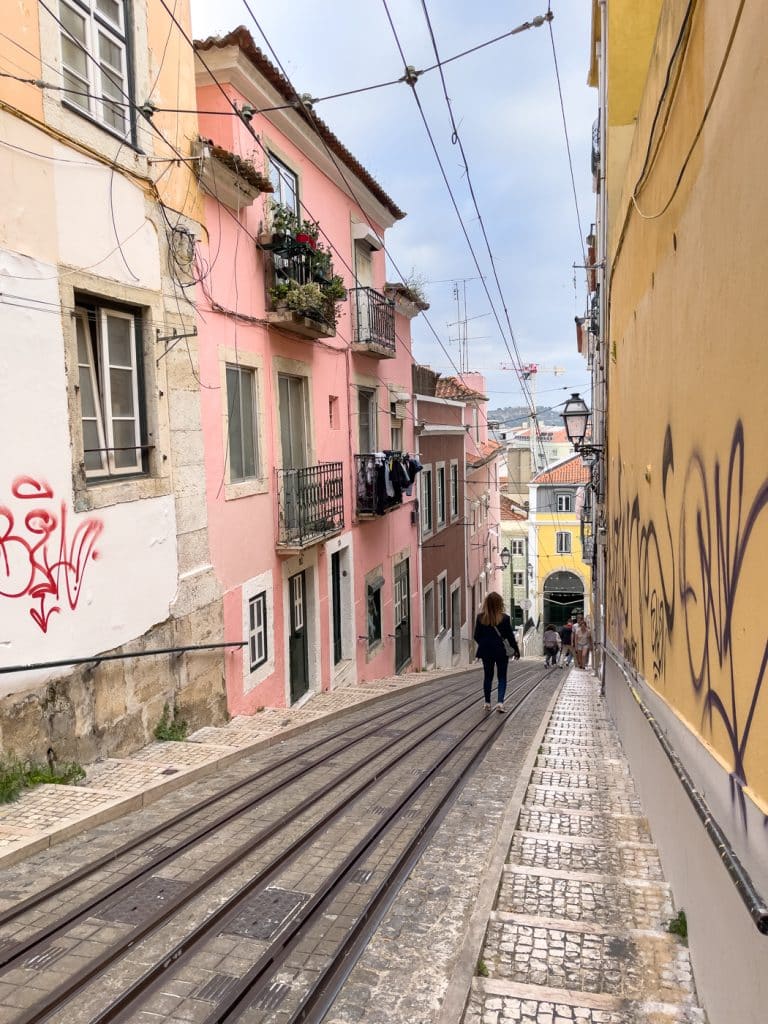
[189, 0, 595, 416]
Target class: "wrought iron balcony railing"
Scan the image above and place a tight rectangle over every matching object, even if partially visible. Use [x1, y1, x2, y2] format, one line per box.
[277, 462, 344, 547]
[354, 453, 403, 516]
[351, 286, 396, 357]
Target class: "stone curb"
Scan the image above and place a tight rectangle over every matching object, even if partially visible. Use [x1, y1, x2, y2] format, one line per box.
[435, 670, 567, 1024]
[0, 662, 481, 870]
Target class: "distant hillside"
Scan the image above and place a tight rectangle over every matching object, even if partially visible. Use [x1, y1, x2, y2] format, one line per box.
[488, 405, 562, 428]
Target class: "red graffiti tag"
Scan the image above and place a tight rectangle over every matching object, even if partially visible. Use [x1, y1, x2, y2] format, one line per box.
[0, 477, 103, 633]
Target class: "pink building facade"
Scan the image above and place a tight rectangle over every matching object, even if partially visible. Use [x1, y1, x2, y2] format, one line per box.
[193, 29, 421, 714]
[450, 373, 504, 627]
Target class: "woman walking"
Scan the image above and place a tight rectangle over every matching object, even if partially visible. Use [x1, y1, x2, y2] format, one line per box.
[473, 592, 520, 712]
[573, 615, 593, 669]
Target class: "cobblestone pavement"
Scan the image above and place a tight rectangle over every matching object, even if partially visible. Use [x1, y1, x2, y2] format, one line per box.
[0, 666, 464, 869]
[463, 669, 706, 1024]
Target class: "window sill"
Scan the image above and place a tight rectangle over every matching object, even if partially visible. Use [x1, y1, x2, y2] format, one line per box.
[74, 474, 171, 512]
[225, 477, 270, 501]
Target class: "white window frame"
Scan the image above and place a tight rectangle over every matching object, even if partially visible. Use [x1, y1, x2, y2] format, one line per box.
[556, 492, 572, 513]
[556, 531, 572, 554]
[248, 591, 268, 671]
[74, 303, 143, 479]
[357, 387, 378, 453]
[436, 463, 446, 527]
[268, 151, 299, 217]
[437, 572, 448, 633]
[226, 363, 260, 483]
[512, 571, 524, 586]
[449, 460, 459, 521]
[421, 466, 433, 537]
[58, 0, 131, 137]
[511, 539, 524, 555]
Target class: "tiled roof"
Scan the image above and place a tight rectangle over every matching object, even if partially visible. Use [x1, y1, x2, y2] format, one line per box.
[500, 495, 527, 521]
[195, 27, 405, 221]
[467, 439, 502, 468]
[512, 426, 569, 442]
[435, 376, 488, 401]
[531, 454, 590, 485]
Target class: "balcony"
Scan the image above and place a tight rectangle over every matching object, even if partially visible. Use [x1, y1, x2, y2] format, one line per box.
[261, 206, 347, 342]
[276, 462, 344, 550]
[355, 453, 405, 516]
[351, 287, 396, 358]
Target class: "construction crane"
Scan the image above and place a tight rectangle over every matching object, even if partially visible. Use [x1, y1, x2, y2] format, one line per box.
[498, 362, 565, 473]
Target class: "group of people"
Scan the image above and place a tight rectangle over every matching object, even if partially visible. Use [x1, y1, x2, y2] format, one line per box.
[543, 615, 592, 668]
[473, 593, 594, 712]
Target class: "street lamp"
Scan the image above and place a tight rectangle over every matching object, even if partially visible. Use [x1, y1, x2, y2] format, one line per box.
[561, 392, 604, 456]
[499, 547, 511, 569]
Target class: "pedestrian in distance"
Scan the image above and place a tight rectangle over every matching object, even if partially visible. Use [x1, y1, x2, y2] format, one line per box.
[574, 614, 593, 669]
[473, 592, 520, 713]
[559, 618, 574, 667]
[542, 623, 560, 667]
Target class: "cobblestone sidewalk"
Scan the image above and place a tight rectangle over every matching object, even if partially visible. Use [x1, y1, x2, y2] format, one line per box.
[0, 665, 466, 869]
[463, 669, 706, 1024]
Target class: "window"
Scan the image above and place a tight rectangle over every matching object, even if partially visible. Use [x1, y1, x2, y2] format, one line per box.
[556, 531, 572, 554]
[391, 419, 403, 451]
[248, 592, 268, 671]
[74, 301, 144, 478]
[436, 466, 446, 526]
[59, 0, 130, 135]
[367, 578, 383, 647]
[226, 365, 259, 482]
[268, 152, 299, 216]
[511, 539, 524, 555]
[421, 468, 433, 533]
[358, 388, 377, 452]
[450, 463, 459, 519]
[512, 571, 524, 586]
[557, 493, 572, 512]
[438, 575, 447, 632]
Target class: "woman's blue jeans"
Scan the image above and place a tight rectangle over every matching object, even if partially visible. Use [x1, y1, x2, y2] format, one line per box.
[482, 654, 508, 704]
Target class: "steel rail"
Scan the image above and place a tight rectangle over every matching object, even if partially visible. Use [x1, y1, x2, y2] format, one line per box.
[212, 669, 553, 1024]
[74, 670, 547, 1024]
[13, 670, 539, 1024]
[0, 673, 482, 966]
[0, 670, 477, 931]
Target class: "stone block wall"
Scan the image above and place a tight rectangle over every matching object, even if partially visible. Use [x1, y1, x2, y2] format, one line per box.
[0, 600, 227, 765]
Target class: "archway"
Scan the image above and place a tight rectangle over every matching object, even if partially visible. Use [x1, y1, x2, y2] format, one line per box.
[543, 571, 584, 628]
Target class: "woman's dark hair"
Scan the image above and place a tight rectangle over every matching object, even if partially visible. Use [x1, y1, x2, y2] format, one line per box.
[480, 591, 505, 627]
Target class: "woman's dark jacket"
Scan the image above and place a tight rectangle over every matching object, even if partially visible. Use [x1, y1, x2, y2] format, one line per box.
[473, 614, 520, 660]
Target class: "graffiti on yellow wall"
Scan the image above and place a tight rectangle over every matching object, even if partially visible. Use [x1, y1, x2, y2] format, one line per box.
[608, 422, 768, 824]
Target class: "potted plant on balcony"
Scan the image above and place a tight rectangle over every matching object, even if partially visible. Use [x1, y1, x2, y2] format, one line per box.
[311, 245, 333, 284]
[265, 200, 298, 249]
[295, 217, 320, 251]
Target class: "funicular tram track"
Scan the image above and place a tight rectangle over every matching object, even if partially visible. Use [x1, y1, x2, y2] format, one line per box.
[0, 663, 555, 1023]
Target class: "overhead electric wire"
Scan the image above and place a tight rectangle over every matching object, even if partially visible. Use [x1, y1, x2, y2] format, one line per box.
[385, 0, 561, 490]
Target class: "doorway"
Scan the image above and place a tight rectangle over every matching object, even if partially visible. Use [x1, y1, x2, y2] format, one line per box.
[423, 585, 435, 666]
[542, 570, 584, 628]
[331, 551, 342, 665]
[451, 586, 461, 658]
[288, 570, 309, 702]
[393, 558, 411, 672]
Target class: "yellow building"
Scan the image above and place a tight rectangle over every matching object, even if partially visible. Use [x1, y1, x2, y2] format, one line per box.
[587, 1, 768, 1019]
[528, 456, 591, 630]
[0, 2, 224, 757]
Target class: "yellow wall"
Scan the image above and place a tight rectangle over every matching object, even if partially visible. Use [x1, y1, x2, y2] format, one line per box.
[604, 0, 768, 812]
[535, 519, 591, 620]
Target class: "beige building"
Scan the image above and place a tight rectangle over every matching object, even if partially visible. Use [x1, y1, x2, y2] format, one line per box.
[0, 1, 224, 760]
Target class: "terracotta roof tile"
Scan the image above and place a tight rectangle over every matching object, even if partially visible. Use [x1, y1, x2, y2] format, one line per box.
[467, 439, 502, 468]
[531, 454, 591, 485]
[500, 494, 527, 521]
[435, 376, 488, 401]
[195, 28, 405, 221]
